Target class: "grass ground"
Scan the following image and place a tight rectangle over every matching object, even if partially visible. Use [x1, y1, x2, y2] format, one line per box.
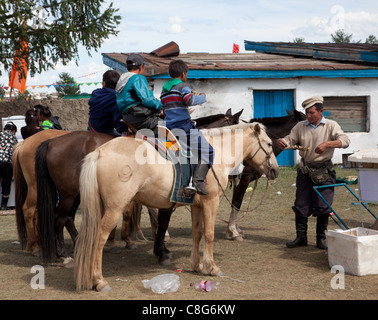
[0, 166, 377, 301]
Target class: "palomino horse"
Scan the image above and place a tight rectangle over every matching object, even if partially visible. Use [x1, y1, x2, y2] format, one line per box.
[226, 109, 306, 240]
[34, 109, 243, 263]
[13, 130, 70, 255]
[74, 122, 279, 291]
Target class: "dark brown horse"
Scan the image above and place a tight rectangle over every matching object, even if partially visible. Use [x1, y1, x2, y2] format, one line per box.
[153, 109, 306, 264]
[227, 109, 306, 240]
[35, 109, 244, 263]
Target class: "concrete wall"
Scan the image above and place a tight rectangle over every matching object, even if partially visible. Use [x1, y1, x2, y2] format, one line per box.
[0, 99, 90, 132]
[154, 77, 378, 164]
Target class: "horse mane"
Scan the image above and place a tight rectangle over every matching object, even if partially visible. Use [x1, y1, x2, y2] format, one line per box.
[201, 122, 265, 136]
[249, 114, 292, 126]
[193, 114, 226, 126]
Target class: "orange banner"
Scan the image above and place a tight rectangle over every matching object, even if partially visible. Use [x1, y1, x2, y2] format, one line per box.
[9, 39, 29, 94]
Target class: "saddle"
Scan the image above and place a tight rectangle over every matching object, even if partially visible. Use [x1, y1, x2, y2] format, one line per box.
[120, 120, 196, 205]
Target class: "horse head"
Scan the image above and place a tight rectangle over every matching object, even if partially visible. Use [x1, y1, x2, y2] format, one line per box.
[245, 123, 279, 180]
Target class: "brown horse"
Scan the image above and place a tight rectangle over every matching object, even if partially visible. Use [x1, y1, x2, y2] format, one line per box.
[13, 130, 70, 255]
[74, 122, 279, 291]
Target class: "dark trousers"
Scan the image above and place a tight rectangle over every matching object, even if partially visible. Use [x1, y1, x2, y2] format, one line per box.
[0, 162, 13, 196]
[168, 120, 214, 166]
[123, 110, 161, 137]
[294, 168, 336, 218]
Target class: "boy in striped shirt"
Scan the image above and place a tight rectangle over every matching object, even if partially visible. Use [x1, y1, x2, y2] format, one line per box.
[161, 60, 214, 195]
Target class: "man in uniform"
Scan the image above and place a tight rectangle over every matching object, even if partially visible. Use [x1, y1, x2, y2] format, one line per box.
[277, 96, 350, 249]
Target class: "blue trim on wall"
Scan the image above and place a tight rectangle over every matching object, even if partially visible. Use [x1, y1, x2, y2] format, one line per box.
[150, 69, 378, 79]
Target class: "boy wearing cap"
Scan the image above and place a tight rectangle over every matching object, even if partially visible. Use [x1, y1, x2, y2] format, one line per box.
[116, 53, 162, 136]
[277, 96, 350, 249]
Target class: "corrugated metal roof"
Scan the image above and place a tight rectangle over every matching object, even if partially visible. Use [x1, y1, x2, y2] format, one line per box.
[244, 41, 378, 64]
[103, 51, 377, 78]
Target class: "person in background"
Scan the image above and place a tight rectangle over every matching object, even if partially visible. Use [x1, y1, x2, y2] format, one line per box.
[21, 108, 40, 139]
[88, 70, 127, 135]
[160, 59, 213, 195]
[34, 104, 63, 130]
[0, 122, 18, 210]
[277, 96, 350, 250]
[38, 105, 54, 130]
[116, 53, 162, 136]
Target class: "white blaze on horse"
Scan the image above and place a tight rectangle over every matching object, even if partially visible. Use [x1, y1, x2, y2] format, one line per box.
[74, 122, 279, 291]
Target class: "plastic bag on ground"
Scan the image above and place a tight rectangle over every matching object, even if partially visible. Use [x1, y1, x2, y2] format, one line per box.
[142, 273, 180, 294]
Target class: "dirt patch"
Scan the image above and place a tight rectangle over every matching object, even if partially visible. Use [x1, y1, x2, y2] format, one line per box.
[0, 167, 377, 301]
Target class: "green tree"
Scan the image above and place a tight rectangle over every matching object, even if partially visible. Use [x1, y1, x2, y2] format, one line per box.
[14, 89, 31, 101]
[55, 72, 81, 97]
[365, 35, 378, 44]
[330, 29, 353, 43]
[293, 37, 305, 43]
[0, 1, 121, 77]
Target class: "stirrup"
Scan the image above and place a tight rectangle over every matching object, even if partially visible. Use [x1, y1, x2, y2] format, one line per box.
[184, 178, 197, 195]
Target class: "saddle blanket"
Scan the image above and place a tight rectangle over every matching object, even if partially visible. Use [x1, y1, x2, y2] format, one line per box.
[143, 136, 196, 205]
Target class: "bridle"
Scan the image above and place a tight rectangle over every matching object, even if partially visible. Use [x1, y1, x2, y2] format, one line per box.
[245, 131, 274, 174]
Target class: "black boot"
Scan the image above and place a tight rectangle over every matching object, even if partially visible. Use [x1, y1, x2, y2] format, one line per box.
[316, 214, 329, 250]
[185, 163, 211, 196]
[1, 196, 9, 210]
[286, 210, 308, 248]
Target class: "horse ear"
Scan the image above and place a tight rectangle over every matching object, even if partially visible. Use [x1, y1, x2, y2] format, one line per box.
[294, 109, 306, 121]
[225, 108, 232, 117]
[253, 123, 261, 135]
[286, 109, 293, 116]
[232, 109, 244, 123]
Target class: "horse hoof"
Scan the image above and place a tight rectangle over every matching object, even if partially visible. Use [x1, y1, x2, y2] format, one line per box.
[233, 235, 244, 242]
[126, 243, 138, 250]
[225, 233, 233, 240]
[99, 285, 112, 292]
[63, 257, 74, 269]
[159, 257, 172, 266]
[109, 247, 122, 254]
[96, 283, 112, 292]
[32, 250, 41, 257]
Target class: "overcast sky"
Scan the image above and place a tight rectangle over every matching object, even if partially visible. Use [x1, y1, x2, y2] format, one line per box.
[2, 0, 378, 93]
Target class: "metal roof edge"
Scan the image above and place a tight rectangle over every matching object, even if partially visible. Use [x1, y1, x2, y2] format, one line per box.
[151, 69, 378, 79]
[244, 41, 378, 65]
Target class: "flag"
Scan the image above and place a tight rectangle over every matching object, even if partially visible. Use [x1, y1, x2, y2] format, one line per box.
[232, 43, 239, 53]
[9, 39, 29, 94]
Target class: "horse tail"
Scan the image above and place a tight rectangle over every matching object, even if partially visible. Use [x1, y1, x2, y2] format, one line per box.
[12, 142, 28, 249]
[74, 150, 102, 290]
[35, 140, 57, 263]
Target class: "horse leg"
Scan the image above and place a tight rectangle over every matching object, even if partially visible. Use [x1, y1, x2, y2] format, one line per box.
[190, 205, 203, 274]
[226, 173, 252, 241]
[153, 208, 173, 266]
[147, 207, 159, 240]
[92, 208, 123, 292]
[201, 200, 224, 276]
[120, 201, 137, 249]
[65, 196, 80, 245]
[22, 194, 39, 256]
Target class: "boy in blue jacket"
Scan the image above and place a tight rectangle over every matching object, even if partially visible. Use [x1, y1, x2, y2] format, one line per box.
[160, 59, 214, 195]
[88, 70, 126, 135]
[116, 53, 162, 136]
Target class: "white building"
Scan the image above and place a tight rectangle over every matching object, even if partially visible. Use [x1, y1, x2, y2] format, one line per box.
[103, 41, 378, 166]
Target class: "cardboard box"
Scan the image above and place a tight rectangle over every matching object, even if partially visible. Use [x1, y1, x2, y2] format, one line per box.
[327, 227, 378, 276]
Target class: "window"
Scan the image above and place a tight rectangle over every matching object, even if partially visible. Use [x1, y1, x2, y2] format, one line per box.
[323, 96, 368, 132]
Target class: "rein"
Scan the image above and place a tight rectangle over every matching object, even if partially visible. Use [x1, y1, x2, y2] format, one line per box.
[211, 131, 274, 224]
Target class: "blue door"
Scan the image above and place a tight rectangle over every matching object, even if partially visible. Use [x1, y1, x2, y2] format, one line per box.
[253, 90, 295, 166]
